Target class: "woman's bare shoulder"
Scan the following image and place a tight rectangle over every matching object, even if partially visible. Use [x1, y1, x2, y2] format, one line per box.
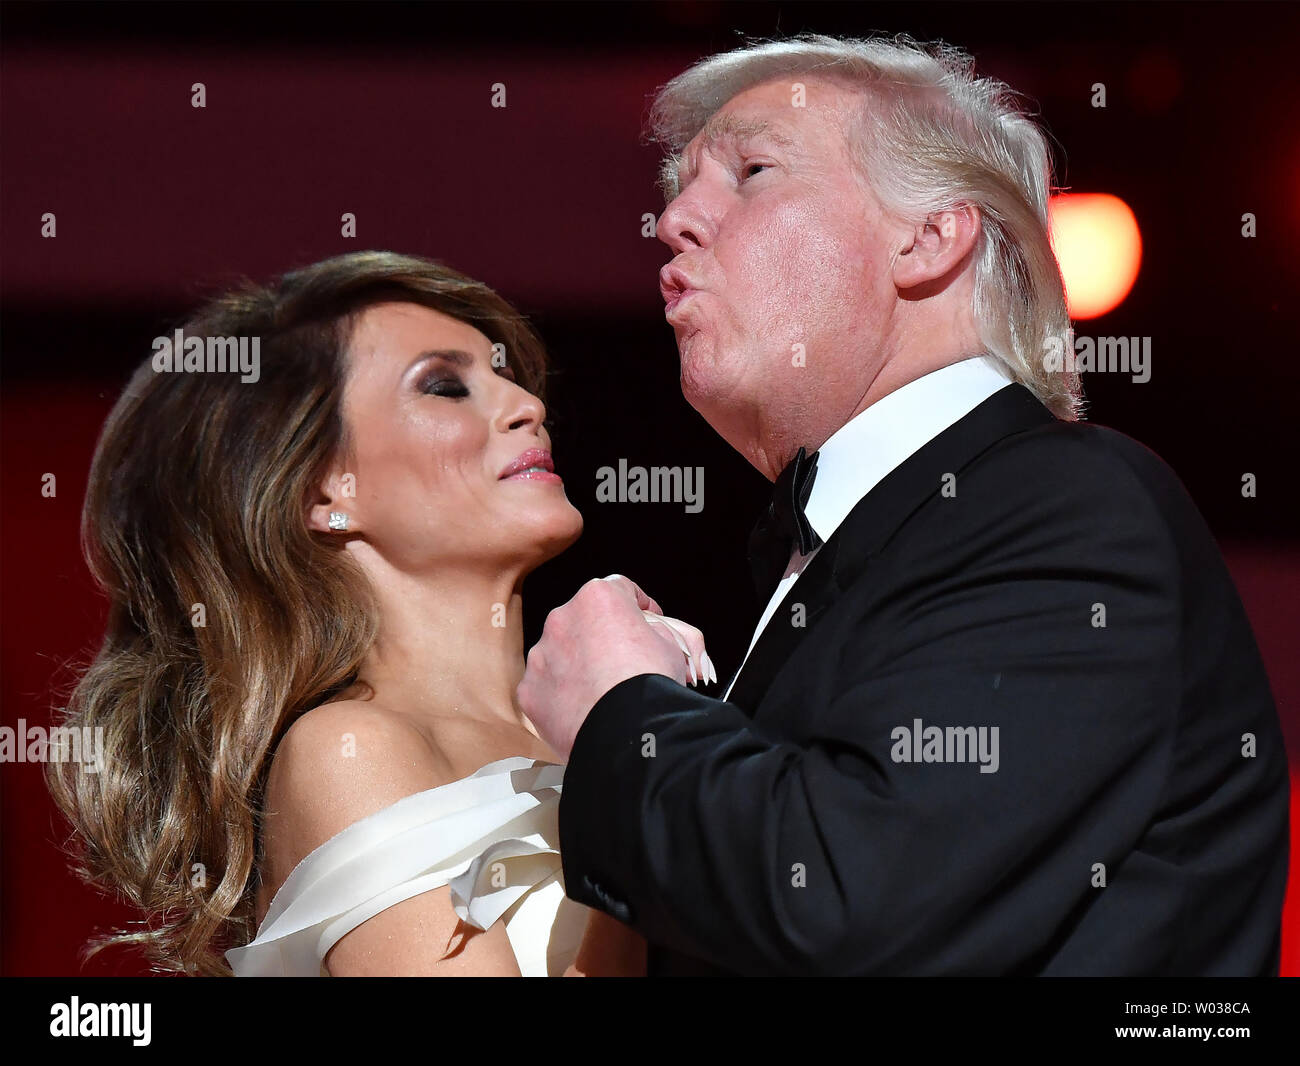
[258, 700, 457, 896]
[254, 700, 531, 975]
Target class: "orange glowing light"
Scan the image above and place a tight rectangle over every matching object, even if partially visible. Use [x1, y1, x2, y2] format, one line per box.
[1048, 193, 1142, 319]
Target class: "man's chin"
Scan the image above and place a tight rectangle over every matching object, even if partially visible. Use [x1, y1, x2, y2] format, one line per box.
[679, 345, 737, 409]
[681, 371, 746, 440]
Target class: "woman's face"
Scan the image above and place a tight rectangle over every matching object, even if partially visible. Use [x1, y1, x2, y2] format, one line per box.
[329, 300, 582, 576]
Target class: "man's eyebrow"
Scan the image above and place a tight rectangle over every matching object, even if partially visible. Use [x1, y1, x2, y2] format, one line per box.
[706, 114, 796, 148]
[677, 115, 796, 181]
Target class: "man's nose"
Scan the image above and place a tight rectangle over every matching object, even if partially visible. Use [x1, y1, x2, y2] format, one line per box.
[656, 191, 712, 253]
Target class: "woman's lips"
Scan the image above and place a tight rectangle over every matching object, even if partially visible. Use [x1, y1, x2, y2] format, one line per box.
[499, 447, 562, 483]
[503, 468, 562, 483]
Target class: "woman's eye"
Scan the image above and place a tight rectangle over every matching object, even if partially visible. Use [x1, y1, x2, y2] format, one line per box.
[420, 376, 469, 398]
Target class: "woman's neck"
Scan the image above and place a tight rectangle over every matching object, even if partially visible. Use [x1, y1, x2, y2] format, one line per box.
[352, 560, 536, 736]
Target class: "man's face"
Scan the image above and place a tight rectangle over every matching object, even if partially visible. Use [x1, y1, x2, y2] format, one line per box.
[657, 77, 902, 473]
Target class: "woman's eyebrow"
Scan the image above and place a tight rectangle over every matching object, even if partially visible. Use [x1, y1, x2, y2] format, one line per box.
[405, 348, 475, 375]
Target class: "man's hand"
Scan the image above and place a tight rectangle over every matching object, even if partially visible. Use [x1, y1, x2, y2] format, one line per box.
[518, 575, 712, 760]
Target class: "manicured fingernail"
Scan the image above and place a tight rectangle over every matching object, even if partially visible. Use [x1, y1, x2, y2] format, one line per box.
[704, 652, 717, 685]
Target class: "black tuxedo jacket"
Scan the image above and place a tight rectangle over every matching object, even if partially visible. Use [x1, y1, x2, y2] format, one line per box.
[558, 383, 1290, 975]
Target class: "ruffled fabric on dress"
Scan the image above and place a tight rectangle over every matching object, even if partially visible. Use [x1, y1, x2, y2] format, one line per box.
[226, 757, 588, 976]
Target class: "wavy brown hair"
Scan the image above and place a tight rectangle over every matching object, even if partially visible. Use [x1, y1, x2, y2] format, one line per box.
[45, 250, 548, 975]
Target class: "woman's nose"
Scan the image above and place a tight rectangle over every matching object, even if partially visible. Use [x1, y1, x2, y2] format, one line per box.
[502, 383, 545, 432]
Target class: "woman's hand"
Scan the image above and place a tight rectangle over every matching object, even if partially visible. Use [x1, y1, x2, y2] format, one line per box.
[518, 574, 716, 760]
[642, 610, 717, 687]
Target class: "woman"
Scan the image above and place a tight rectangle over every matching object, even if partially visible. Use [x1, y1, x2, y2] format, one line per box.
[45, 250, 707, 976]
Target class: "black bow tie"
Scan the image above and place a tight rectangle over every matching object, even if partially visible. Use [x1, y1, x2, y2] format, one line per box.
[747, 446, 824, 600]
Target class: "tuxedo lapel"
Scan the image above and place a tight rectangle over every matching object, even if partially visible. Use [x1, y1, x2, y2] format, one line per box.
[723, 383, 1056, 713]
[724, 533, 843, 713]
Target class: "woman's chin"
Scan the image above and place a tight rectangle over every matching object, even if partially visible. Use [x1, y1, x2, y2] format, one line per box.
[543, 513, 584, 558]
[516, 511, 583, 572]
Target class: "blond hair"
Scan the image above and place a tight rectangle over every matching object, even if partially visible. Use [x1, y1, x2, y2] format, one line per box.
[650, 33, 1082, 420]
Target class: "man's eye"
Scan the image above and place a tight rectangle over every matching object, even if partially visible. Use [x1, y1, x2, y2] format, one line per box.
[742, 162, 771, 180]
[420, 376, 469, 398]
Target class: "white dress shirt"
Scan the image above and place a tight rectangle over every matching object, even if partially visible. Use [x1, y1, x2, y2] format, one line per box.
[723, 355, 1015, 700]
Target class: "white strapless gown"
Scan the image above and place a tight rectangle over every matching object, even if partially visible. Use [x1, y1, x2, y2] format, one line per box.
[226, 757, 590, 976]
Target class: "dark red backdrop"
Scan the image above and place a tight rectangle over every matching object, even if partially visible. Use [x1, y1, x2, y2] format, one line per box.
[3, 1, 1297, 976]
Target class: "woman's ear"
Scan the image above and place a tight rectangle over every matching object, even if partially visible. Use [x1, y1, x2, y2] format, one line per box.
[306, 466, 359, 534]
[893, 204, 981, 291]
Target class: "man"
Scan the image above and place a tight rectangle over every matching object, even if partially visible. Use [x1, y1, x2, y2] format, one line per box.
[517, 34, 1290, 975]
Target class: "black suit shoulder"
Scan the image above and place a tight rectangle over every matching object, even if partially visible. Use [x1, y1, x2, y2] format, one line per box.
[950, 417, 1186, 538]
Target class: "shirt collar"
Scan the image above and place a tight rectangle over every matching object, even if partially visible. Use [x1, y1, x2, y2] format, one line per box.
[802, 355, 1015, 545]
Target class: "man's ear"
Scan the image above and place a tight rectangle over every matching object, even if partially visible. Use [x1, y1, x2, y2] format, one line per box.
[306, 465, 358, 534]
[893, 204, 981, 291]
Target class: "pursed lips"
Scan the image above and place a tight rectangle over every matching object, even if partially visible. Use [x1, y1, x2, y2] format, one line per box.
[659, 264, 705, 317]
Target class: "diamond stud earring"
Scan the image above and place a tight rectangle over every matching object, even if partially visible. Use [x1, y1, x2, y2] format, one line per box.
[327, 511, 349, 532]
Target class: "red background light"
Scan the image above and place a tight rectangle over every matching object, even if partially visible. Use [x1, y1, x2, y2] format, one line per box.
[1049, 192, 1143, 319]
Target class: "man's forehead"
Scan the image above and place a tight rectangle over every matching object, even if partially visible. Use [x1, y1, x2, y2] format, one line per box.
[686, 107, 798, 156]
[664, 77, 859, 198]
[678, 76, 861, 166]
